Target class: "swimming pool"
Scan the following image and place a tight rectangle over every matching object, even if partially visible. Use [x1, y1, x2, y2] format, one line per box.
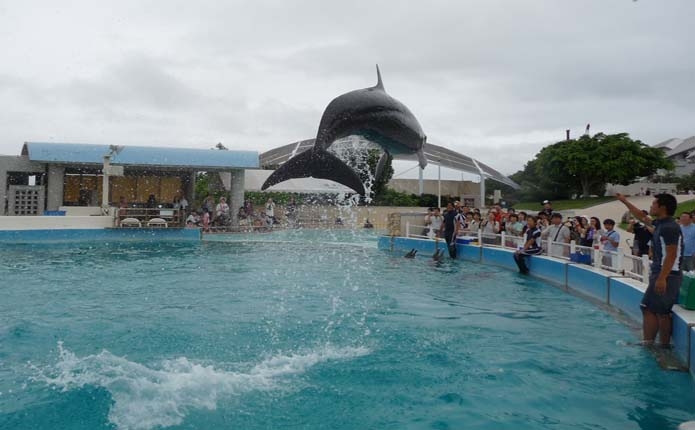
[1, 229, 694, 429]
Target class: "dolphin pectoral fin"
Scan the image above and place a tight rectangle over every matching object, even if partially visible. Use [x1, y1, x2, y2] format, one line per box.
[416, 148, 427, 170]
[261, 149, 366, 195]
[375, 151, 388, 183]
[311, 150, 366, 195]
[261, 149, 315, 190]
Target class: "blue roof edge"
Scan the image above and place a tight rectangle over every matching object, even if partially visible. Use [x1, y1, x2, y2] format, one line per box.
[23, 142, 259, 169]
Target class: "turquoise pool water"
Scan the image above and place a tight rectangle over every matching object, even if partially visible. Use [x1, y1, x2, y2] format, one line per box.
[1, 229, 694, 429]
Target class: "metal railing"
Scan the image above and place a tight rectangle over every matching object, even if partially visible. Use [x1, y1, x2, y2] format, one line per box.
[402, 222, 652, 284]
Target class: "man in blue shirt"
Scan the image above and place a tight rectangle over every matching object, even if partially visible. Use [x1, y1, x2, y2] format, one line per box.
[679, 212, 695, 272]
[513, 215, 542, 274]
[617, 193, 683, 347]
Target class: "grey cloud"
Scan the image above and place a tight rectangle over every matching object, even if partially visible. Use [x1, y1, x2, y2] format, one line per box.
[1, 0, 694, 176]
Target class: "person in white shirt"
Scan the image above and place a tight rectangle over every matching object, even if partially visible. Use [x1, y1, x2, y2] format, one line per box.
[429, 207, 443, 239]
[265, 198, 276, 225]
[215, 197, 230, 225]
[541, 212, 571, 257]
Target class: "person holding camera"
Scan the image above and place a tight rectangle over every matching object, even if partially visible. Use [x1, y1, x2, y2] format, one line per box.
[627, 210, 653, 258]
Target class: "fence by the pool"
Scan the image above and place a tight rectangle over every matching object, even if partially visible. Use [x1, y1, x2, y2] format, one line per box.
[398, 214, 650, 283]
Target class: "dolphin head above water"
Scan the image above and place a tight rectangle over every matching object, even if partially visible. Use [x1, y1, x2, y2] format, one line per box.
[261, 66, 428, 195]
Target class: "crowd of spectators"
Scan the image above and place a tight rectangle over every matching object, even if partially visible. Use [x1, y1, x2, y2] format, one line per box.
[421, 199, 644, 262]
[421, 196, 695, 277]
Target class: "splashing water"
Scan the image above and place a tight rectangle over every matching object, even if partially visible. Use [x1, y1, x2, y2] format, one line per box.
[328, 136, 379, 205]
[32, 342, 370, 430]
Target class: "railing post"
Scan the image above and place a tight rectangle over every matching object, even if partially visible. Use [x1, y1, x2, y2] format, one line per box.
[548, 239, 554, 258]
[641, 254, 650, 282]
[478, 229, 483, 246]
[616, 252, 623, 272]
[593, 247, 601, 268]
[406, 221, 410, 238]
[501, 231, 506, 248]
[570, 240, 576, 254]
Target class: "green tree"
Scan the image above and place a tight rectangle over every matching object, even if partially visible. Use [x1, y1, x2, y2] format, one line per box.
[533, 133, 672, 198]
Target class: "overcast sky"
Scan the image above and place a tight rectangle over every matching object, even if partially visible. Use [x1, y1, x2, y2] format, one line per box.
[1, 1, 693, 178]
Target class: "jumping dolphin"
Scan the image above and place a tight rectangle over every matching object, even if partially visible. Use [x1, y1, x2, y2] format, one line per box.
[261, 65, 428, 195]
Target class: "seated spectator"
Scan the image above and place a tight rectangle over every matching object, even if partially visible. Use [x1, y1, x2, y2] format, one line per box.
[215, 197, 230, 225]
[186, 210, 201, 227]
[513, 215, 542, 274]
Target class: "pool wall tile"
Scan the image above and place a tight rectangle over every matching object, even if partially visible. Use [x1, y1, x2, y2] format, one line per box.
[525, 256, 566, 286]
[608, 278, 645, 323]
[672, 312, 691, 365]
[691, 327, 695, 378]
[481, 247, 517, 271]
[567, 265, 609, 303]
[458, 244, 481, 262]
[388, 237, 437, 254]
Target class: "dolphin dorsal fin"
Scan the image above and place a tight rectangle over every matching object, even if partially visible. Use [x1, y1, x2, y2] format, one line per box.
[375, 64, 385, 91]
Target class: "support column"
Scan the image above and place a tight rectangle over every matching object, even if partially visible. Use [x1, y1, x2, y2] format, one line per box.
[0, 167, 7, 215]
[418, 166, 424, 196]
[46, 165, 65, 211]
[102, 155, 111, 212]
[229, 169, 245, 225]
[472, 158, 486, 209]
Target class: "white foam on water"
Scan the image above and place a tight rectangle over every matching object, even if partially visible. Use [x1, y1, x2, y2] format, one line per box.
[33, 342, 370, 430]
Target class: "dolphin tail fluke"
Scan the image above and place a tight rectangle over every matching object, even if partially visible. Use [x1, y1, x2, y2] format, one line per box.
[261, 149, 366, 195]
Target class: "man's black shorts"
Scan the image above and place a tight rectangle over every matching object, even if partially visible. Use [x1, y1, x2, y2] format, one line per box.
[641, 272, 682, 315]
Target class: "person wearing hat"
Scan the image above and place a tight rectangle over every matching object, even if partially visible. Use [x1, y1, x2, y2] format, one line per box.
[541, 200, 553, 218]
[541, 212, 571, 257]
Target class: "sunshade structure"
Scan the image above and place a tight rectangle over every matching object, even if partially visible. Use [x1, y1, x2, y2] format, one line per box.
[260, 138, 519, 189]
[22, 142, 258, 170]
[244, 169, 353, 193]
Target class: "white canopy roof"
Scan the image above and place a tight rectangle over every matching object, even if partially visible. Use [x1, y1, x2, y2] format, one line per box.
[244, 169, 354, 193]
